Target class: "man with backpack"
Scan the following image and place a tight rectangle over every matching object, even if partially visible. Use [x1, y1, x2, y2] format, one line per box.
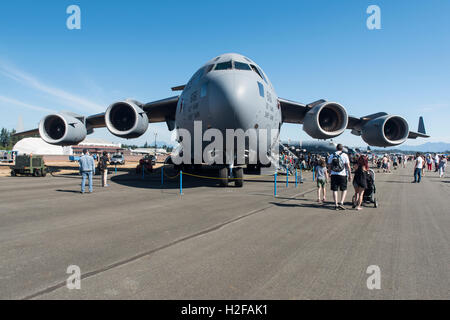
[327, 144, 352, 211]
[98, 151, 110, 187]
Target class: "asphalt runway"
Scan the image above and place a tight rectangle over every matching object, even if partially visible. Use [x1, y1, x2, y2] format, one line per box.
[0, 166, 448, 299]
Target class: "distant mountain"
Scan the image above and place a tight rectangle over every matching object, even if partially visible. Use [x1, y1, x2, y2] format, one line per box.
[374, 142, 450, 153]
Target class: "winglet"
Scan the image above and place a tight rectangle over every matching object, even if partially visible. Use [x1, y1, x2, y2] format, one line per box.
[418, 116, 426, 135]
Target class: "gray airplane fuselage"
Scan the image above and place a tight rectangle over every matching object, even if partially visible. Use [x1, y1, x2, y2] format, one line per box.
[175, 53, 281, 164]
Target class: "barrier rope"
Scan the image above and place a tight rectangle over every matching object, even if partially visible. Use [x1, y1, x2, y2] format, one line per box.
[159, 165, 280, 181]
[163, 169, 180, 179]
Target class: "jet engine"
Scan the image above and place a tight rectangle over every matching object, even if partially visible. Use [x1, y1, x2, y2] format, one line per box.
[39, 112, 87, 146]
[302, 102, 348, 139]
[361, 115, 409, 147]
[105, 100, 149, 138]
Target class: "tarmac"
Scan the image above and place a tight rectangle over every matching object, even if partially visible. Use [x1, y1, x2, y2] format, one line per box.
[0, 165, 448, 299]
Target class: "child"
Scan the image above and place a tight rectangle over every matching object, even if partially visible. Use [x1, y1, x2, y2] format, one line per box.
[315, 158, 329, 204]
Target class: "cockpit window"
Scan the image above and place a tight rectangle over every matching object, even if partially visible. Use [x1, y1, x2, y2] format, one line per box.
[250, 65, 263, 79]
[256, 66, 268, 83]
[250, 64, 267, 83]
[234, 61, 251, 70]
[214, 61, 232, 70]
[205, 64, 214, 73]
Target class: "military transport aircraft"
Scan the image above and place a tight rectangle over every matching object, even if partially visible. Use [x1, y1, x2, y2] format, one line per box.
[15, 53, 429, 187]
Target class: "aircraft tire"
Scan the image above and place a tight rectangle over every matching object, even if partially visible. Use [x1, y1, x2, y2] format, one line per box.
[234, 167, 243, 187]
[219, 167, 228, 187]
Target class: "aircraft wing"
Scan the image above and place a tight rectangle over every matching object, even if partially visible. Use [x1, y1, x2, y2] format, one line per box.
[142, 95, 179, 122]
[279, 98, 430, 139]
[346, 113, 430, 138]
[12, 128, 40, 137]
[14, 95, 179, 137]
[278, 98, 324, 123]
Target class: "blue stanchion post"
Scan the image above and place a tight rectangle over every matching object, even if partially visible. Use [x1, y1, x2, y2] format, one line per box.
[274, 172, 277, 197]
[180, 170, 183, 195]
[312, 165, 315, 181]
[286, 168, 289, 187]
[300, 166, 303, 183]
[115, 164, 117, 175]
[295, 169, 298, 188]
[161, 166, 164, 185]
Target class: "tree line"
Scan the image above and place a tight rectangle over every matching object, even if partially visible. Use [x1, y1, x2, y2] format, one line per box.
[122, 142, 174, 152]
[0, 128, 21, 150]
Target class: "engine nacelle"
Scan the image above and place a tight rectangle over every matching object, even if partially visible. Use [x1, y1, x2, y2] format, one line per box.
[302, 102, 348, 139]
[39, 113, 87, 146]
[105, 100, 149, 138]
[361, 115, 409, 147]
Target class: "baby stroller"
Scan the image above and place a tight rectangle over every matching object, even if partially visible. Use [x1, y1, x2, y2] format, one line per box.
[352, 169, 378, 208]
[363, 169, 378, 208]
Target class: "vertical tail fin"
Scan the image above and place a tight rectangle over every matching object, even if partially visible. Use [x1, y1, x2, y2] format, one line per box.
[418, 116, 426, 134]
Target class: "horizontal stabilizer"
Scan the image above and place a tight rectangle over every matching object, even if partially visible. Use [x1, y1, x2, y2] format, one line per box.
[171, 85, 186, 91]
[408, 131, 430, 139]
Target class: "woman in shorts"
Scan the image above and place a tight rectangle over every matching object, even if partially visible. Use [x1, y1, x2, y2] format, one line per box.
[352, 155, 369, 211]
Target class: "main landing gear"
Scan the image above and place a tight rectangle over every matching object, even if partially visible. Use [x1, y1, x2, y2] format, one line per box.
[173, 163, 244, 188]
[219, 165, 243, 188]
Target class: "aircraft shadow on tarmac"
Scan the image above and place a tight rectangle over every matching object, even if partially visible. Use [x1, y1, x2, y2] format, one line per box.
[109, 167, 265, 189]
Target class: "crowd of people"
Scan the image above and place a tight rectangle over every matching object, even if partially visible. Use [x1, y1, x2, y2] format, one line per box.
[412, 152, 448, 183]
[78, 145, 448, 197]
[311, 144, 368, 211]
[279, 145, 449, 212]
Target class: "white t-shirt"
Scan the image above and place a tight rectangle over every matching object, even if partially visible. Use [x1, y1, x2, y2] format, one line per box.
[327, 151, 350, 176]
[416, 156, 424, 169]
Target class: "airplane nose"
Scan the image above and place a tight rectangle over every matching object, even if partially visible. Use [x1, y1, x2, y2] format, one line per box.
[208, 73, 255, 130]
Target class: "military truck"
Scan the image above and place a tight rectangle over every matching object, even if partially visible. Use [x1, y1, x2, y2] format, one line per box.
[11, 155, 47, 177]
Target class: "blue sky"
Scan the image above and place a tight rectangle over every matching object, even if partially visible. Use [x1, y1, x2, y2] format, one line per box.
[0, 0, 449, 147]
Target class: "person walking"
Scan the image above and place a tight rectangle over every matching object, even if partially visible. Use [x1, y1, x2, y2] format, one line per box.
[352, 155, 369, 211]
[426, 154, 433, 171]
[328, 144, 352, 211]
[78, 149, 95, 193]
[382, 154, 389, 173]
[438, 155, 447, 178]
[434, 154, 440, 172]
[98, 151, 110, 187]
[412, 153, 424, 183]
[315, 158, 329, 205]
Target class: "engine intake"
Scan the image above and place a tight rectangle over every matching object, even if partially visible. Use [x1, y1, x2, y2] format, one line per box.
[105, 101, 149, 138]
[361, 115, 409, 147]
[39, 113, 87, 146]
[302, 102, 348, 139]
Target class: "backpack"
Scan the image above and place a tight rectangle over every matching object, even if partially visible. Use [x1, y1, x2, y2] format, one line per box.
[331, 153, 345, 172]
[98, 156, 107, 170]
